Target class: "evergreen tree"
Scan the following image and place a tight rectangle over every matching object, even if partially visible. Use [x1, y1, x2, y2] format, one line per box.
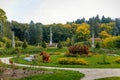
[22, 40, 28, 49]
[41, 41, 47, 48]
[28, 20, 36, 44]
[36, 23, 43, 45]
[0, 8, 7, 37]
[57, 41, 63, 49]
[95, 42, 100, 48]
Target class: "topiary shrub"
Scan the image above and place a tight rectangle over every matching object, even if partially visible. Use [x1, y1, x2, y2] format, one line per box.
[22, 40, 28, 49]
[41, 41, 47, 48]
[57, 41, 63, 49]
[68, 44, 89, 56]
[95, 42, 101, 48]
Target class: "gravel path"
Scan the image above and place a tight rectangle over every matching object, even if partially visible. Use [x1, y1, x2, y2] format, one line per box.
[0, 57, 120, 80]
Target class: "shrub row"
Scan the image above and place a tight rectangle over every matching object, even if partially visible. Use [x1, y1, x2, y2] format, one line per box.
[58, 58, 88, 65]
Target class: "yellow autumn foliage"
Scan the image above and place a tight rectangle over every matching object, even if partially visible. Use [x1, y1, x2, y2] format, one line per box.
[101, 36, 120, 48]
[76, 23, 90, 40]
[99, 31, 111, 39]
[58, 58, 88, 65]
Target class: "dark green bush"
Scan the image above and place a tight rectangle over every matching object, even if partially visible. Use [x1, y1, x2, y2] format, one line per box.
[41, 41, 47, 48]
[6, 42, 11, 48]
[22, 40, 28, 49]
[95, 42, 100, 48]
[57, 41, 63, 49]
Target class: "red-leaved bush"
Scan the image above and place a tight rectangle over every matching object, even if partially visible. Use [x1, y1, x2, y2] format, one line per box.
[68, 45, 89, 56]
[40, 52, 50, 62]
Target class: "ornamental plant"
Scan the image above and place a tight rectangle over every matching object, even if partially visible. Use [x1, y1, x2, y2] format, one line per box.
[57, 41, 63, 49]
[40, 52, 50, 62]
[41, 41, 47, 48]
[114, 58, 120, 64]
[22, 40, 28, 49]
[58, 58, 88, 65]
[68, 44, 89, 56]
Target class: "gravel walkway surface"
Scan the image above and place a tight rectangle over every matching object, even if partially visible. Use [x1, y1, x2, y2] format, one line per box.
[0, 57, 120, 80]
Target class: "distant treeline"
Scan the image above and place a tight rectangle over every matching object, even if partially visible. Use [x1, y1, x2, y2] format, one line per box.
[0, 8, 120, 45]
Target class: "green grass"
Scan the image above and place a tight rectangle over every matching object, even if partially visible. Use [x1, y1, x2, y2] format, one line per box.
[12, 53, 120, 68]
[96, 77, 120, 80]
[12, 70, 84, 80]
[0, 61, 84, 80]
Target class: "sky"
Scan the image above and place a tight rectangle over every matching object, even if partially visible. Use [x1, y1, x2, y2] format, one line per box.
[0, 0, 120, 24]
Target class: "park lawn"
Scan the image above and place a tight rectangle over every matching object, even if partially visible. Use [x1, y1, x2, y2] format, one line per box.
[96, 77, 120, 80]
[0, 62, 84, 80]
[12, 70, 84, 80]
[11, 53, 120, 68]
[0, 47, 67, 57]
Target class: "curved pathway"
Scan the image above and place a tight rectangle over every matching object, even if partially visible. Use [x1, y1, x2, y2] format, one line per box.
[1, 57, 120, 80]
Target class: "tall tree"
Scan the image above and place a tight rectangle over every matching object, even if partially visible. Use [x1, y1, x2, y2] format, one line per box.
[11, 21, 28, 41]
[75, 23, 90, 42]
[115, 18, 120, 35]
[88, 15, 100, 37]
[36, 23, 43, 44]
[0, 8, 7, 37]
[28, 21, 36, 44]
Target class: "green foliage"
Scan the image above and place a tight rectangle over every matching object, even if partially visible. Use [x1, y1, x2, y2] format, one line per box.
[58, 58, 88, 65]
[66, 38, 72, 47]
[102, 36, 120, 48]
[114, 58, 120, 64]
[22, 40, 28, 49]
[114, 38, 120, 48]
[0, 8, 7, 37]
[41, 41, 47, 48]
[57, 41, 63, 49]
[6, 41, 11, 48]
[0, 37, 11, 43]
[35, 23, 43, 44]
[0, 41, 4, 47]
[28, 21, 36, 44]
[15, 41, 23, 47]
[95, 42, 100, 48]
